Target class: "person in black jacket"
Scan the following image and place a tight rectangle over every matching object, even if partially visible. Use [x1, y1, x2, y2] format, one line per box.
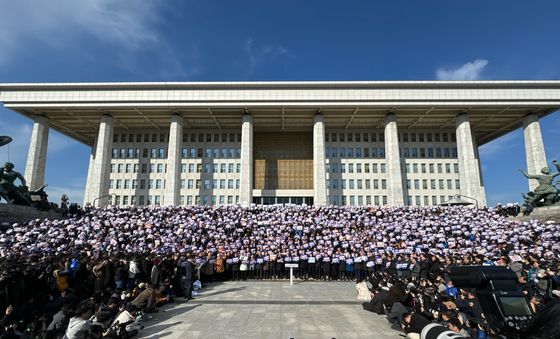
[402, 312, 431, 336]
[429, 255, 441, 279]
[418, 254, 431, 280]
[180, 256, 195, 300]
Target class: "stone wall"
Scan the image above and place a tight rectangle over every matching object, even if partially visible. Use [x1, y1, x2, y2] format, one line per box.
[0, 203, 63, 228]
[513, 205, 560, 223]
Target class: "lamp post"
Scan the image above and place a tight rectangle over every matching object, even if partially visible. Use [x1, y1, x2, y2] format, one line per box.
[455, 194, 479, 208]
[91, 193, 116, 208]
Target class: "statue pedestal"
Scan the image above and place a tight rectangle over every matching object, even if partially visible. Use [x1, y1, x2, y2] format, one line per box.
[0, 203, 63, 228]
[514, 205, 560, 223]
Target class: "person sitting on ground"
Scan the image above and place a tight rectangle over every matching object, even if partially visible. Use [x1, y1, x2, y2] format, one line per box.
[109, 303, 143, 338]
[447, 317, 470, 337]
[46, 304, 72, 338]
[63, 301, 95, 339]
[131, 283, 157, 314]
[402, 312, 431, 339]
[356, 278, 373, 302]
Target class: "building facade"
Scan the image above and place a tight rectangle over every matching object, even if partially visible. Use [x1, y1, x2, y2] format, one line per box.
[1, 81, 559, 207]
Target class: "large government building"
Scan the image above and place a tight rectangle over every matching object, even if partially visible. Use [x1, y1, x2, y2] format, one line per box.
[1, 81, 559, 207]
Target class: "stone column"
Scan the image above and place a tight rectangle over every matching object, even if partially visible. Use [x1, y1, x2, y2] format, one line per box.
[523, 113, 547, 191]
[83, 136, 98, 206]
[474, 146, 487, 207]
[313, 114, 328, 205]
[24, 115, 49, 190]
[455, 113, 484, 206]
[164, 114, 183, 206]
[90, 115, 113, 207]
[239, 114, 253, 207]
[384, 113, 404, 205]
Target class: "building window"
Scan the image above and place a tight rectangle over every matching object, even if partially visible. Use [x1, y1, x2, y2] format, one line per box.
[332, 179, 339, 189]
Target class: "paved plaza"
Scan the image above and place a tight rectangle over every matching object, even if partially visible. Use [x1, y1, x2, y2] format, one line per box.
[138, 281, 402, 339]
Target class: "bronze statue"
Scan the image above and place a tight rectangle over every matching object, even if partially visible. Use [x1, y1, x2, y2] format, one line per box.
[520, 160, 560, 213]
[0, 162, 33, 206]
[0, 136, 52, 210]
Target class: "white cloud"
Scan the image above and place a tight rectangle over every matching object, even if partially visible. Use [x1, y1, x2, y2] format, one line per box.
[0, 1, 191, 78]
[479, 130, 519, 159]
[245, 38, 290, 76]
[436, 59, 489, 81]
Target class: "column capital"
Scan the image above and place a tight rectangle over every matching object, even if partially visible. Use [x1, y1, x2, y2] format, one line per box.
[313, 113, 325, 122]
[170, 113, 183, 123]
[455, 112, 470, 126]
[100, 114, 113, 123]
[522, 113, 539, 127]
[242, 113, 253, 123]
[384, 112, 397, 127]
[33, 114, 49, 123]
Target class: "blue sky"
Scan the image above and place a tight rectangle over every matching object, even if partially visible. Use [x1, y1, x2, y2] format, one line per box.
[0, 0, 559, 205]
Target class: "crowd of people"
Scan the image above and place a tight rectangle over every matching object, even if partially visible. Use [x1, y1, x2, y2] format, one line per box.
[0, 204, 558, 338]
[357, 250, 560, 338]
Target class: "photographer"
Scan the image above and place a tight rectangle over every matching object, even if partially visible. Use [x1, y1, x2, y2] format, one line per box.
[63, 301, 95, 339]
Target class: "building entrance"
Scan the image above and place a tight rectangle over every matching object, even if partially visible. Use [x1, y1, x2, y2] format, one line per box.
[253, 196, 313, 206]
[253, 132, 313, 190]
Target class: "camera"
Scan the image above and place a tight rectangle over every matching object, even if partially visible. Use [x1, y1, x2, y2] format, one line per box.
[449, 266, 532, 338]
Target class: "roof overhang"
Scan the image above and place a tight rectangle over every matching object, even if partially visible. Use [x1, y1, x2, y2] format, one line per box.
[1, 80, 559, 146]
